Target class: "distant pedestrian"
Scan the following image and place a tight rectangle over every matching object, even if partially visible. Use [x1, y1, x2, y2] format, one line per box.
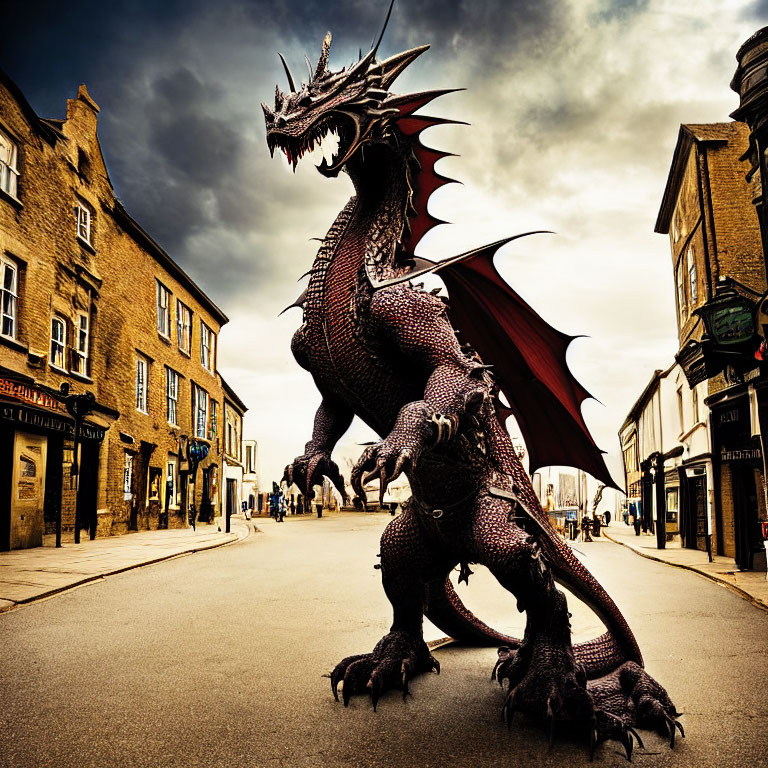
[290, 496, 296, 515]
[603, 509, 611, 526]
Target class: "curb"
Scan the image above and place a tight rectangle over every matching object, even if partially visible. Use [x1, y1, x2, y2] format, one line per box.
[0, 523, 250, 615]
[603, 530, 768, 613]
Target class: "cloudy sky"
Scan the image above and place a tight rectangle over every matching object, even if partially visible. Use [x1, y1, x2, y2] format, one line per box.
[3, 0, 767, 494]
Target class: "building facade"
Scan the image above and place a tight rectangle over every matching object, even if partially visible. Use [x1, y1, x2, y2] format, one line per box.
[620, 116, 768, 569]
[242, 439, 260, 513]
[0, 71, 246, 548]
[221, 379, 247, 519]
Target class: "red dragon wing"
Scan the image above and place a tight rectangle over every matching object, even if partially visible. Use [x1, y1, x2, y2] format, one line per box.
[434, 240, 618, 489]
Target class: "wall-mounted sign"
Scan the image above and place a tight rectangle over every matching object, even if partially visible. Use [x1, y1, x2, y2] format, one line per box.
[0, 378, 68, 413]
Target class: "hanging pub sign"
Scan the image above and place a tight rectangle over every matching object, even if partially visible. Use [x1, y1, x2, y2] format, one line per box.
[697, 282, 759, 349]
[709, 302, 755, 345]
[187, 439, 209, 477]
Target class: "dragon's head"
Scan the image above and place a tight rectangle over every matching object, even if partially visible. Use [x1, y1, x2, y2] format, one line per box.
[262, 29, 428, 178]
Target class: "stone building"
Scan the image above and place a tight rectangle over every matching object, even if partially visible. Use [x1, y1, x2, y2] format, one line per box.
[620, 118, 768, 569]
[0, 69, 246, 549]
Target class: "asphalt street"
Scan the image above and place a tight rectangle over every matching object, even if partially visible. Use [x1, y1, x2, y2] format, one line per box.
[1, 512, 767, 768]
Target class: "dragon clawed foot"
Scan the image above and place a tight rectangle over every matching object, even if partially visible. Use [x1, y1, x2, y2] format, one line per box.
[330, 631, 439, 711]
[494, 646, 683, 761]
[283, 449, 348, 504]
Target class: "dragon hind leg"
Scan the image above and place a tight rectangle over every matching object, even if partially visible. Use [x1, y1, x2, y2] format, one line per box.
[468, 497, 682, 760]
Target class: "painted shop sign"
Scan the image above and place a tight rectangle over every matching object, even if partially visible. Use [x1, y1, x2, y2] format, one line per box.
[720, 447, 762, 461]
[0, 377, 68, 414]
[0, 402, 106, 441]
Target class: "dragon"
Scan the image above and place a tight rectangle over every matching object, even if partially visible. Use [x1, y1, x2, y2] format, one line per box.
[262, 6, 682, 760]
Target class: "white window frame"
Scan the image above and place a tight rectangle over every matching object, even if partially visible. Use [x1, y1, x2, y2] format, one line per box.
[71, 312, 89, 376]
[136, 355, 149, 414]
[166, 458, 178, 509]
[177, 300, 192, 354]
[676, 258, 686, 323]
[0, 127, 19, 200]
[195, 385, 208, 439]
[687, 246, 697, 305]
[50, 316, 66, 370]
[123, 452, 134, 500]
[166, 367, 179, 426]
[200, 321, 215, 372]
[156, 281, 171, 338]
[209, 398, 218, 442]
[75, 203, 91, 244]
[1, 255, 18, 340]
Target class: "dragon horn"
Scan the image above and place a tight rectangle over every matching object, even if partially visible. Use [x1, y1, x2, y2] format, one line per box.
[304, 55, 313, 82]
[377, 45, 430, 89]
[278, 52, 297, 93]
[314, 32, 332, 80]
[372, 0, 396, 57]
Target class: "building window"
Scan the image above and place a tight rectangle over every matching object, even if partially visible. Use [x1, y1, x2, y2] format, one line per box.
[166, 458, 178, 508]
[75, 203, 91, 244]
[156, 281, 171, 338]
[676, 258, 686, 323]
[687, 247, 697, 305]
[0, 128, 19, 199]
[136, 355, 148, 413]
[227, 422, 232, 455]
[166, 367, 179, 425]
[50, 317, 66, 370]
[195, 385, 208, 439]
[71, 312, 89, 376]
[123, 452, 134, 499]
[245, 444, 252, 473]
[177, 300, 192, 354]
[677, 387, 684, 433]
[209, 399, 218, 442]
[200, 321, 215, 371]
[1, 256, 18, 339]
[692, 387, 700, 424]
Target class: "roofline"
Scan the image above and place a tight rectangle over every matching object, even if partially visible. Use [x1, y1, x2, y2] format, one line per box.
[110, 200, 229, 327]
[619, 362, 677, 432]
[654, 125, 729, 234]
[220, 375, 248, 413]
[0, 68, 63, 146]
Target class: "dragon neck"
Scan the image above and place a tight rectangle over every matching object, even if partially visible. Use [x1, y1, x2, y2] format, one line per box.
[343, 142, 412, 282]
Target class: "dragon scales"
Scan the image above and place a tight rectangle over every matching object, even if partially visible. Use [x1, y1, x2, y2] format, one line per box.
[261, 8, 682, 761]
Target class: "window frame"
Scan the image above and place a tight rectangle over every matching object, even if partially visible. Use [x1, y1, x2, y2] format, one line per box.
[0, 126, 19, 200]
[209, 398, 218, 442]
[200, 321, 215, 372]
[166, 457, 178, 509]
[195, 385, 208, 439]
[74, 202, 92, 245]
[156, 280, 172, 339]
[136, 355, 149, 414]
[123, 452, 134, 500]
[50, 316, 67, 371]
[71, 311, 90, 377]
[166, 366, 179, 426]
[1, 255, 18, 340]
[686, 246, 697, 305]
[176, 299, 192, 355]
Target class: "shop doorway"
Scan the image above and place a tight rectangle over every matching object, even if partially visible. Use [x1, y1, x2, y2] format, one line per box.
[11, 431, 47, 549]
[732, 463, 760, 570]
[682, 474, 708, 551]
[226, 479, 237, 517]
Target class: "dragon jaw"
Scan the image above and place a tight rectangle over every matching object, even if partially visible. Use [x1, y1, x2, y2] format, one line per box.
[262, 33, 429, 177]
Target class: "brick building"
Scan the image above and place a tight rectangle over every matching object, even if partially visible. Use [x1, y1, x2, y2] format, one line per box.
[619, 119, 768, 569]
[0, 69, 247, 549]
[221, 378, 247, 520]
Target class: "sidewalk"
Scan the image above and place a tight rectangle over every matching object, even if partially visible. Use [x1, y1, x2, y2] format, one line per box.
[601, 521, 768, 611]
[0, 516, 251, 614]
